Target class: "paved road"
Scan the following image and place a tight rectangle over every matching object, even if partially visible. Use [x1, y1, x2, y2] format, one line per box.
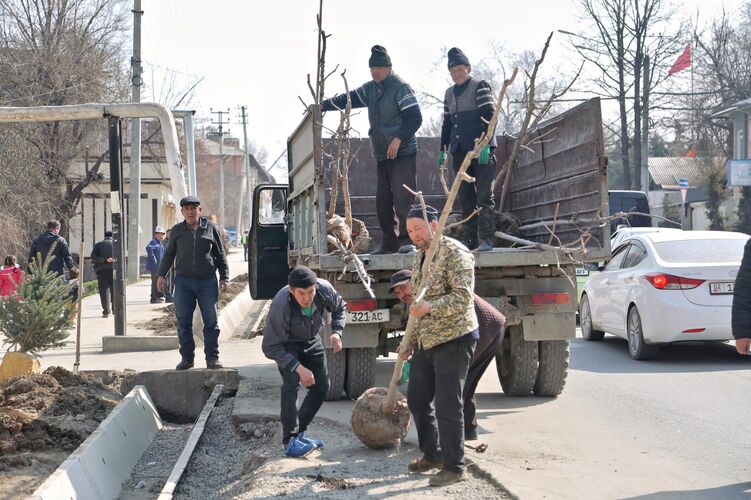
[466, 330, 751, 499]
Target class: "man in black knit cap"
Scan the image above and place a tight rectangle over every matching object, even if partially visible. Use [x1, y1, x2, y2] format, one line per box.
[262, 267, 346, 457]
[322, 45, 422, 254]
[440, 47, 497, 252]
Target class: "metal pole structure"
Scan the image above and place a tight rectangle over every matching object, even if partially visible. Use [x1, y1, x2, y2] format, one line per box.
[641, 55, 650, 196]
[237, 105, 250, 244]
[185, 112, 197, 196]
[109, 116, 127, 336]
[211, 108, 229, 227]
[127, 0, 143, 284]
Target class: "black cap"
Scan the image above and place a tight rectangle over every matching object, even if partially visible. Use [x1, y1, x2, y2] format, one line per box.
[407, 204, 438, 222]
[104, 230, 113, 238]
[389, 269, 413, 292]
[180, 195, 200, 207]
[448, 47, 470, 69]
[369, 45, 392, 68]
[288, 267, 317, 288]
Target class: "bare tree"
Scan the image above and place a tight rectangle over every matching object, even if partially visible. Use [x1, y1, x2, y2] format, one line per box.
[0, 0, 130, 242]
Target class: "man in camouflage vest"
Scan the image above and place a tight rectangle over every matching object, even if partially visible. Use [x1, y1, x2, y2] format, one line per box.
[398, 205, 478, 487]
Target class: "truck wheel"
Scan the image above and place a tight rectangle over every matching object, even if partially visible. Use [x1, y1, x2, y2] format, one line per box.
[533, 340, 569, 397]
[580, 295, 604, 341]
[325, 347, 346, 401]
[345, 347, 376, 400]
[497, 327, 538, 396]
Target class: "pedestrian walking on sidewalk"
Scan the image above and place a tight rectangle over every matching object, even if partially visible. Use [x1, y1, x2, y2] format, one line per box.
[262, 267, 346, 458]
[90, 230, 114, 318]
[146, 226, 166, 303]
[157, 196, 229, 371]
[0, 255, 23, 297]
[28, 220, 77, 278]
[161, 229, 174, 302]
[242, 230, 249, 262]
[390, 268, 505, 441]
[398, 205, 478, 487]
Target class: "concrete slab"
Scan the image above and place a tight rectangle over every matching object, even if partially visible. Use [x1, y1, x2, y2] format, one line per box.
[218, 285, 252, 341]
[122, 368, 240, 423]
[30, 385, 162, 500]
[102, 335, 178, 353]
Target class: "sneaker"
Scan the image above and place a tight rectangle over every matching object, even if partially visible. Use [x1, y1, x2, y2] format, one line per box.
[371, 246, 398, 255]
[158, 297, 166, 303]
[475, 240, 493, 252]
[408, 456, 442, 473]
[150, 298, 160, 304]
[465, 428, 478, 441]
[102, 312, 110, 318]
[429, 468, 466, 487]
[206, 358, 223, 369]
[175, 359, 194, 370]
[283, 436, 315, 458]
[398, 244, 416, 254]
[298, 432, 324, 449]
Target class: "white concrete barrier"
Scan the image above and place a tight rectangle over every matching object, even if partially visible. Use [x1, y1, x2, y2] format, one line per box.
[29, 386, 162, 500]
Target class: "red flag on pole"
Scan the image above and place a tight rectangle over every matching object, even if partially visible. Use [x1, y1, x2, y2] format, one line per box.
[668, 44, 691, 76]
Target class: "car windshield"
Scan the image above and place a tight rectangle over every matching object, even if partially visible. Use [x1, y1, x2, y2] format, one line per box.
[654, 239, 748, 263]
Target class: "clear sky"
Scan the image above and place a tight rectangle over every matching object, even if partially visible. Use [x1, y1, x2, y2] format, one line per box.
[139, 0, 745, 175]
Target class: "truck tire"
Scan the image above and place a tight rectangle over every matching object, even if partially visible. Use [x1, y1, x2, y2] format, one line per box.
[533, 340, 569, 397]
[345, 347, 376, 400]
[324, 347, 346, 401]
[497, 327, 538, 396]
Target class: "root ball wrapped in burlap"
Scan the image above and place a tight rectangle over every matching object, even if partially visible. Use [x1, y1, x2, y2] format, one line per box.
[350, 218, 370, 254]
[350, 387, 410, 449]
[326, 215, 352, 252]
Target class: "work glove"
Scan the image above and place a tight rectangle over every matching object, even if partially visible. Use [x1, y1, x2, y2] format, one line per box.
[438, 150, 447, 167]
[478, 145, 491, 165]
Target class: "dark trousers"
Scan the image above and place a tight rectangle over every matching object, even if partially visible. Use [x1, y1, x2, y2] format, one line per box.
[243, 244, 248, 261]
[376, 154, 417, 250]
[463, 333, 503, 436]
[150, 270, 164, 300]
[173, 274, 220, 361]
[408, 337, 476, 472]
[452, 151, 496, 246]
[96, 270, 113, 314]
[278, 337, 329, 444]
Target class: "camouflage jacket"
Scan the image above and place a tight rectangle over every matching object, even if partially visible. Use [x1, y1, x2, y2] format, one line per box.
[410, 236, 478, 350]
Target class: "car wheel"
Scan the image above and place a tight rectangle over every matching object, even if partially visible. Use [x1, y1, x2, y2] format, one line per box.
[627, 306, 658, 360]
[580, 295, 604, 341]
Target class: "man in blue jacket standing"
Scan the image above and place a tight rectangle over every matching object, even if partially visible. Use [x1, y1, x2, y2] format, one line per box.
[322, 45, 422, 254]
[146, 226, 166, 304]
[262, 267, 346, 458]
[90, 230, 114, 317]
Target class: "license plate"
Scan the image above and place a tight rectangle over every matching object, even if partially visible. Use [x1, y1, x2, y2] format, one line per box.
[575, 267, 589, 276]
[709, 282, 734, 295]
[346, 309, 390, 324]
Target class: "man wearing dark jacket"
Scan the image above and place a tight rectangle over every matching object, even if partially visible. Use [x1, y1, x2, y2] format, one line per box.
[29, 220, 76, 277]
[157, 196, 229, 370]
[732, 238, 751, 354]
[390, 269, 505, 441]
[90, 230, 114, 318]
[440, 47, 497, 252]
[262, 267, 346, 458]
[321, 45, 422, 254]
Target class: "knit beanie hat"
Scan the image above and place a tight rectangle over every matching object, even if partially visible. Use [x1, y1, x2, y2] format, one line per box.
[369, 45, 392, 68]
[447, 47, 470, 69]
[288, 267, 317, 288]
[407, 205, 439, 222]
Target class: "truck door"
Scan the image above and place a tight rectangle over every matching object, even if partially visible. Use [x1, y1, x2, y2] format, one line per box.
[249, 184, 289, 299]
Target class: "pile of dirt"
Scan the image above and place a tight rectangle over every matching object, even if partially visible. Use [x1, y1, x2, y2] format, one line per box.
[0, 367, 122, 456]
[138, 274, 250, 335]
[0, 367, 127, 497]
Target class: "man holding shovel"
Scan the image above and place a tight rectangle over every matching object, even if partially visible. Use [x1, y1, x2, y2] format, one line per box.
[390, 268, 505, 441]
[399, 205, 478, 486]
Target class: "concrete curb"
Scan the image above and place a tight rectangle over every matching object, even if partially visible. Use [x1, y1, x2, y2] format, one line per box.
[102, 335, 178, 353]
[218, 285, 252, 341]
[29, 385, 162, 500]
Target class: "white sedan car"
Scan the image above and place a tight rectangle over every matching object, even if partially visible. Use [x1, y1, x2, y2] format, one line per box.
[580, 230, 750, 360]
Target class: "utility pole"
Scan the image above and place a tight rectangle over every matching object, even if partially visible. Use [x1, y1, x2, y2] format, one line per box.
[109, 118, 127, 336]
[127, 0, 143, 284]
[210, 108, 230, 227]
[237, 105, 251, 244]
[641, 55, 650, 197]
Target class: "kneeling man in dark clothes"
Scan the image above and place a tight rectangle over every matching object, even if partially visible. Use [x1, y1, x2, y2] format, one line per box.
[390, 269, 505, 440]
[262, 267, 346, 458]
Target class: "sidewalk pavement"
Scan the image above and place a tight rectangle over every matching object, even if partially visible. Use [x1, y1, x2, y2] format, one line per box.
[38, 248, 254, 372]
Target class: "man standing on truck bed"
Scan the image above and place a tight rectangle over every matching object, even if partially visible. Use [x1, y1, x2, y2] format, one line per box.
[390, 268, 505, 441]
[262, 267, 346, 458]
[399, 205, 478, 486]
[157, 196, 229, 371]
[321, 45, 422, 254]
[440, 47, 497, 252]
